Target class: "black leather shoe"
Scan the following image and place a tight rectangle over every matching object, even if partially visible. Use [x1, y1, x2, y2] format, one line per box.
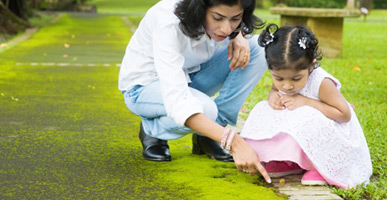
[139, 123, 171, 161]
[192, 133, 233, 162]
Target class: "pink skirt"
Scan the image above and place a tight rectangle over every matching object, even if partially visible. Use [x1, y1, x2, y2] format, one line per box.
[245, 132, 348, 189]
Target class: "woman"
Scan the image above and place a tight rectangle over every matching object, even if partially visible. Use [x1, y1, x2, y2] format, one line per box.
[119, 0, 271, 183]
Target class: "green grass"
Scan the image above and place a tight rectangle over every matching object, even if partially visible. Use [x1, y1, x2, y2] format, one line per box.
[85, 0, 160, 15]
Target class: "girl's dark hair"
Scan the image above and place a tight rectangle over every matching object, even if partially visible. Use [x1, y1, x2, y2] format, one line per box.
[174, 0, 264, 40]
[258, 23, 322, 71]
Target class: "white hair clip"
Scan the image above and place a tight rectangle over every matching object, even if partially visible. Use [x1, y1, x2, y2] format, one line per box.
[298, 37, 307, 49]
[265, 34, 274, 46]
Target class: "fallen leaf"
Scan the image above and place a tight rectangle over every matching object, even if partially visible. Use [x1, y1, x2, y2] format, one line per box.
[240, 107, 249, 113]
[279, 178, 285, 185]
[64, 43, 71, 48]
[63, 54, 68, 58]
[353, 66, 361, 71]
[0, 43, 8, 49]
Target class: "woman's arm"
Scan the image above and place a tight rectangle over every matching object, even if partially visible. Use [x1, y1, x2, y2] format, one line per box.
[228, 32, 250, 71]
[185, 113, 271, 183]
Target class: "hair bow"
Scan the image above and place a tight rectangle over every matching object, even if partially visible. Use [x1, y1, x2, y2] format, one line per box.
[298, 37, 307, 49]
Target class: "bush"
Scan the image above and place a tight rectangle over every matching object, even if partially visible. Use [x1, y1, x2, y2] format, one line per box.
[270, 0, 347, 8]
[373, 0, 387, 9]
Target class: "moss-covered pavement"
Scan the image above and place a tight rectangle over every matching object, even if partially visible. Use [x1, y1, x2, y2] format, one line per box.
[0, 13, 284, 199]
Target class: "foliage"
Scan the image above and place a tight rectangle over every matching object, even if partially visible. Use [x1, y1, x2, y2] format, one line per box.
[0, 1, 31, 41]
[373, 0, 387, 9]
[269, 0, 347, 8]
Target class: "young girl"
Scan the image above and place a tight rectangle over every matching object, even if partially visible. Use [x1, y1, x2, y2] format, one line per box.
[240, 24, 372, 189]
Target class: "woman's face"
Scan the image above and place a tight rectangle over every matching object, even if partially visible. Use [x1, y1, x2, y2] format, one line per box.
[204, 3, 244, 41]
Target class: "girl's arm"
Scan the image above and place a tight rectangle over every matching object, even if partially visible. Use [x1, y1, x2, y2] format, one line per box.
[306, 78, 351, 123]
[268, 85, 285, 110]
[280, 78, 351, 123]
[185, 113, 271, 183]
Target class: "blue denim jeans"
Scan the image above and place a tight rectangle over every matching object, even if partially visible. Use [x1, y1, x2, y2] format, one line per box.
[123, 35, 267, 140]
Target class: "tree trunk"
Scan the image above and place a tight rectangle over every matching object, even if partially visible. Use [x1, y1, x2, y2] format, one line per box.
[6, 0, 29, 19]
[346, 0, 355, 8]
[0, 1, 31, 36]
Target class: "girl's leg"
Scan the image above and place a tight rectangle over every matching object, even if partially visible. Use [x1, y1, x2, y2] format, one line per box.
[189, 35, 267, 127]
[123, 81, 218, 140]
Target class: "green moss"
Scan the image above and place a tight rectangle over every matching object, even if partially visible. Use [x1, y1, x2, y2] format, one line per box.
[0, 13, 283, 199]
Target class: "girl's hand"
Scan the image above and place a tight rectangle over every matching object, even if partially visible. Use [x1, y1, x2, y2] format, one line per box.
[232, 135, 271, 183]
[228, 32, 250, 71]
[268, 88, 285, 110]
[279, 94, 309, 110]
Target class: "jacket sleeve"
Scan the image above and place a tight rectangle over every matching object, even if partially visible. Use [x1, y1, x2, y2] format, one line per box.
[152, 23, 204, 126]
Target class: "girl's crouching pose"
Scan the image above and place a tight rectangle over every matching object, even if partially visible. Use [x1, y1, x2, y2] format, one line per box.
[240, 24, 372, 189]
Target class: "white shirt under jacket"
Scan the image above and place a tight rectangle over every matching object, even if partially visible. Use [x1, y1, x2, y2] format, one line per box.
[118, 0, 230, 126]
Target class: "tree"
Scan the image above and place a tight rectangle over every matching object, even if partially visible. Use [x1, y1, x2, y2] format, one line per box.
[0, 0, 31, 37]
[1, 0, 30, 19]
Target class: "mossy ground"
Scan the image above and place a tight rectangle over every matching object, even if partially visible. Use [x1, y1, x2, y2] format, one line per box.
[0, 13, 283, 199]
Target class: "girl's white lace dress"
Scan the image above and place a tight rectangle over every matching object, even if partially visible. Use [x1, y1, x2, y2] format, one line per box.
[240, 67, 372, 189]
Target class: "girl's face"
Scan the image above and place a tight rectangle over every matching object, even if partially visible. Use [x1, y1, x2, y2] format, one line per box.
[270, 67, 312, 96]
[204, 3, 244, 41]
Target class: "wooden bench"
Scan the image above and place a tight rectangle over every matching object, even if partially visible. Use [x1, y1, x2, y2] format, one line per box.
[270, 7, 361, 58]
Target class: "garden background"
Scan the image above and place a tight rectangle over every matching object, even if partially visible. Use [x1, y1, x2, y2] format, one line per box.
[0, 0, 386, 199]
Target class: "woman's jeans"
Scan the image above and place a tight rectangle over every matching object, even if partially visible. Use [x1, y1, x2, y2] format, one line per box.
[123, 35, 267, 140]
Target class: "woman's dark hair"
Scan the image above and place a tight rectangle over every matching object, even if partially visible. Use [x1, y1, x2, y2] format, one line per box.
[258, 23, 322, 71]
[174, 0, 265, 40]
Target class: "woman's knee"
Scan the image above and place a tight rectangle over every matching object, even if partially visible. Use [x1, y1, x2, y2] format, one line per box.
[202, 97, 218, 121]
[190, 88, 218, 121]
